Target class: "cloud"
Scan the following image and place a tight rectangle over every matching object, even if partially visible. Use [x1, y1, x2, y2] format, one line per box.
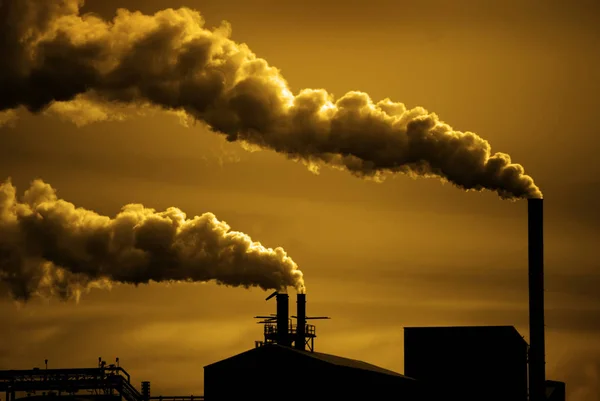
[0, 178, 305, 302]
[43, 93, 195, 127]
[0, 109, 18, 127]
[557, 351, 600, 401]
[0, 0, 540, 199]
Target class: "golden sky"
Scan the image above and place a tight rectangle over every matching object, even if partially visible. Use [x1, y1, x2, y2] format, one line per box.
[1, 0, 599, 400]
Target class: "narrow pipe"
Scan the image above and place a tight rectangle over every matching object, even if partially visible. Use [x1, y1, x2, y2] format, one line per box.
[528, 198, 546, 401]
[295, 293, 306, 350]
[276, 293, 290, 346]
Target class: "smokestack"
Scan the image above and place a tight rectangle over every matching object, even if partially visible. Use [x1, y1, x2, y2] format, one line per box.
[295, 293, 306, 351]
[276, 292, 290, 346]
[528, 198, 546, 401]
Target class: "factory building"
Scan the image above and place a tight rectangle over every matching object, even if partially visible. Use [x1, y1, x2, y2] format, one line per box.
[202, 292, 565, 401]
[203, 292, 419, 401]
[204, 344, 417, 401]
[1, 199, 566, 401]
[404, 326, 529, 401]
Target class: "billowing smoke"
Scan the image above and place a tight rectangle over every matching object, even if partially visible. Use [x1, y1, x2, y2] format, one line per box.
[0, 0, 542, 199]
[0, 178, 305, 301]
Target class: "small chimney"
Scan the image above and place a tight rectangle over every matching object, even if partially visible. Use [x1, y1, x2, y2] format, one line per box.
[141, 381, 150, 401]
[528, 198, 546, 401]
[276, 293, 290, 346]
[295, 293, 306, 351]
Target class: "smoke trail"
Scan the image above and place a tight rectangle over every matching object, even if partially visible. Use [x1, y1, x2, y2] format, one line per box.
[0, 0, 542, 200]
[0, 178, 305, 301]
[0, 109, 18, 127]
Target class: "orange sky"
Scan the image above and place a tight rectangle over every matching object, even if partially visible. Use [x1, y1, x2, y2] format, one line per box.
[1, 1, 599, 400]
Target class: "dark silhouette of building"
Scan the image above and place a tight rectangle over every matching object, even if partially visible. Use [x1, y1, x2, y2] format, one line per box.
[546, 380, 566, 401]
[12, 397, 119, 401]
[255, 292, 325, 352]
[404, 326, 528, 401]
[203, 292, 418, 401]
[0, 199, 564, 401]
[204, 344, 418, 401]
[0, 363, 202, 401]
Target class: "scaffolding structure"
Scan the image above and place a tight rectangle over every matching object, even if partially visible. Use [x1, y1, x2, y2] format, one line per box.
[0, 363, 202, 401]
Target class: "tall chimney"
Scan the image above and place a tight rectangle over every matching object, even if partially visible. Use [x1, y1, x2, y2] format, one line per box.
[295, 293, 306, 351]
[276, 293, 290, 346]
[528, 198, 546, 401]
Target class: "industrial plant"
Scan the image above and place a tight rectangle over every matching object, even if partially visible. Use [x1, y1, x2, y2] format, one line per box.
[0, 199, 566, 401]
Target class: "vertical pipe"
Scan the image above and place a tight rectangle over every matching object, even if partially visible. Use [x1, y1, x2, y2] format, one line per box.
[141, 381, 150, 401]
[528, 198, 546, 401]
[295, 293, 306, 350]
[276, 293, 289, 346]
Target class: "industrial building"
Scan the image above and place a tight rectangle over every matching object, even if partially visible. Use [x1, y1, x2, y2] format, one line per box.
[404, 326, 529, 401]
[204, 292, 418, 401]
[0, 363, 150, 401]
[200, 199, 564, 401]
[0, 199, 567, 401]
[204, 344, 417, 401]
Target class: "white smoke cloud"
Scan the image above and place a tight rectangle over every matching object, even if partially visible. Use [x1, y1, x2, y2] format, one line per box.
[0, 0, 541, 200]
[0, 178, 305, 302]
[44, 93, 195, 127]
[0, 109, 19, 127]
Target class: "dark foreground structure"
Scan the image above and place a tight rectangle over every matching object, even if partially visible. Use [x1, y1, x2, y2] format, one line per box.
[201, 293, 565, 401]
[0, 294, 566, 401]
[404, 326, 528, 401]
[0, 363, 202, 401]
[1, 199, 566, 401]
[203, 292, 422, 401]
[528, 198, 547, 401]
[204, 344, 417, 401]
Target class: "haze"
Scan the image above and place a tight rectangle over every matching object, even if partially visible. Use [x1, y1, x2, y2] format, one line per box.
[1, 1, 599, 400]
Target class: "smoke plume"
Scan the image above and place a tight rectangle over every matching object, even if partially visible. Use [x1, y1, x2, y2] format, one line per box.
[0, 0, 542, 199]
[0, 178, 305, 301]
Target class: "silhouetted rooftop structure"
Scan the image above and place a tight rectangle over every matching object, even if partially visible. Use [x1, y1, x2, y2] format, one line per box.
[546, 380, 566, 401]
[404, 325, 528, 401]
[1, 262, 566, 401]
[206, 344, 410, 379]
[14, 397, 119, 401]
[0, 364, 202, 401]
[298, 349, 407, 378]
[204, 344, 417, 401]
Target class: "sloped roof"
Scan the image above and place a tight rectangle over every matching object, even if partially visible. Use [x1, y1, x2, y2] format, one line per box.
[404, 325, 528, 345]
[294, 348, 412, 379]
[204, 345, 413, 380]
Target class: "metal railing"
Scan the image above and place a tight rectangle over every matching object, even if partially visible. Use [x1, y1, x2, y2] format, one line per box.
[0, 366, 205, 401]
[263, 323, 316, 337]
[0, 367, 192, 401]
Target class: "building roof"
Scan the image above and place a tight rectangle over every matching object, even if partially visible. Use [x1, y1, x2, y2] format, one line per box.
[291, 347, 412, 379]
[204, 345, 413, 380]
[404, 325, 528, 345]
